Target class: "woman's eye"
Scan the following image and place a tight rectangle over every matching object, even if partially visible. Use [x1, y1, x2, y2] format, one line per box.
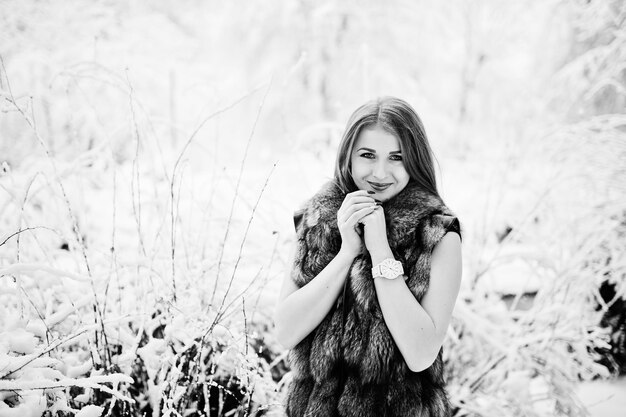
[390, 155, 403, 161]
[359, 152, 375, 159]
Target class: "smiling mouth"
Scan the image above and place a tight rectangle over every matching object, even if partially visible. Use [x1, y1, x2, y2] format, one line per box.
[368, 181, 392, 191]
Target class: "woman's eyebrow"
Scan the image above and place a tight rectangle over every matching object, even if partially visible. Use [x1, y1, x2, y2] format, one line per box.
[356, 147, 402, 154]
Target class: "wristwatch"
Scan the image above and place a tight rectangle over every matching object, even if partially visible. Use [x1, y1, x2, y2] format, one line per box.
[371, 258, 404, 280]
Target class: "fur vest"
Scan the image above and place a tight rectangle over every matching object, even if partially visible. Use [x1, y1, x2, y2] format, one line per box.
[285, 180, 461, 417]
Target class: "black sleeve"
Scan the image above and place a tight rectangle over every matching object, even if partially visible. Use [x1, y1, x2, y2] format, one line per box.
[293, 209, 304, 234]
[441, 215, 461, 241]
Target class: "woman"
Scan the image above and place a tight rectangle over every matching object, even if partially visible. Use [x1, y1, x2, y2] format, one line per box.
[274, 96, 462, 417]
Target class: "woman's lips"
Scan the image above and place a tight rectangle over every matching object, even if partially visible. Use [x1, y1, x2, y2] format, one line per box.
[368, 181, 392, 191]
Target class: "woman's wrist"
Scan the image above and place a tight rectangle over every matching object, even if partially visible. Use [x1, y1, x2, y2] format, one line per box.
[337, 246, 360, 262]
[369, 245, 394, 265]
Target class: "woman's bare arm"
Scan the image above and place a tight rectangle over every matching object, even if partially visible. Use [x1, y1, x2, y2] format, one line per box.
[371, 232, 462, 372]
[274, 190, 377, 349]
[273, 246, 355, 349]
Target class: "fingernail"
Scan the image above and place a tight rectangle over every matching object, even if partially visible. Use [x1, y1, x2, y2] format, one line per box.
[374, 199, 381, 203]
[367, 191, 375, 194]
[376, 202, 383, 205]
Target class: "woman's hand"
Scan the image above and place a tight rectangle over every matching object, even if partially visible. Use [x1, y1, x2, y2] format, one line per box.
[360, 205, 392, 258]
[336, 190, 377, 258]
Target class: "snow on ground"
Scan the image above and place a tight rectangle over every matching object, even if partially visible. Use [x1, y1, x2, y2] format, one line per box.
[576, 377, 626, 417]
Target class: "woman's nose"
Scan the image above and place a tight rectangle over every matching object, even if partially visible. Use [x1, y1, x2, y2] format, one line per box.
[372, 160, 388, 179]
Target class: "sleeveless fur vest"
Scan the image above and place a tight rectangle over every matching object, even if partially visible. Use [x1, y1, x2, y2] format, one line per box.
[285, 180, 461, 417]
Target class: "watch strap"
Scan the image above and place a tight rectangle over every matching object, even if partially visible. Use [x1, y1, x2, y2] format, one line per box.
[371, 258, 404, 280]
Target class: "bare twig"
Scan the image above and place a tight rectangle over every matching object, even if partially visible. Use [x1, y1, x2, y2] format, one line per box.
[251, 230, 281, 323]
[16, 172, 44, 262]
[0, 226, 58, 248]
[126, 70, 147, 258]
[213, 162, 276, 318]
[209, 80, 273, 308]
[169, 85, 266, 304]
[0, 326, 93, 379]
[218, 267, 264, 325]
[18, 284, 52, 344]
[0, 263, 91, 282]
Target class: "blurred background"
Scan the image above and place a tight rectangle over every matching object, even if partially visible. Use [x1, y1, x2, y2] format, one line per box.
[0, 0, 625, 416]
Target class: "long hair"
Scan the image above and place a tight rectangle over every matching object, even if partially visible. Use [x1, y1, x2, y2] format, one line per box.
[333, 96, 440, 199]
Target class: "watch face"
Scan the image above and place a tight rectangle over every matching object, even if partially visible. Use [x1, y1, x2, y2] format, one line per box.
[379, 259, 404, 279]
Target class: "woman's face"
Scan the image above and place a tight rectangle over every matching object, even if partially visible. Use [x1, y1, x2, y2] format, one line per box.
[350, 125, 410, 202]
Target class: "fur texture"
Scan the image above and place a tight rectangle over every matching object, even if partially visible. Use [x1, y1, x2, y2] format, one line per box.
[285, 180, 461, 417]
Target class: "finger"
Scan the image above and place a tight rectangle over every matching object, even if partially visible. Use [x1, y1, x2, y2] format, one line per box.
[347, 190, 375, 197]
[341, 201, 377, 214]
[347, 196, 378, 206]
[358, 205, 384, 223]
[344, 205, 378, 228]
[340, 198, 375, 213]
[338, 202, 377, 222]
[340, 193, 376, 210]
[342, 190, 375, 204]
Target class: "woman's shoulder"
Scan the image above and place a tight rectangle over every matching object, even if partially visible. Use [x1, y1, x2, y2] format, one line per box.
[433, 213, 462, 241]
